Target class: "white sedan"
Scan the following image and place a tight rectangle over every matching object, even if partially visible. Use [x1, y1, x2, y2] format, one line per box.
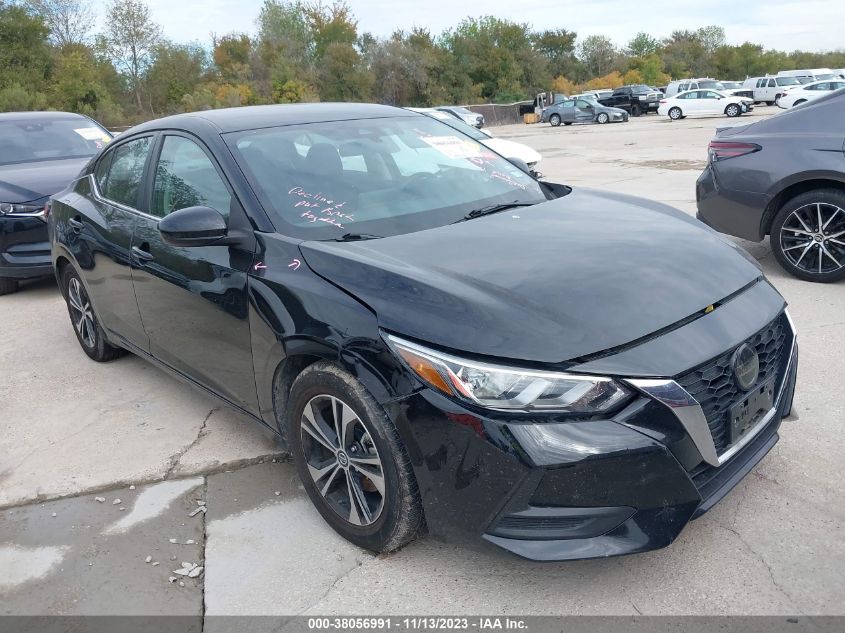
[406, 108, 542, 171]
[777, 79, 845, 108]
[658, 89, 754, 120]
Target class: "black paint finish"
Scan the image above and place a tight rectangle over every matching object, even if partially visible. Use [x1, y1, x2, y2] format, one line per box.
[50, 104, 797, 561]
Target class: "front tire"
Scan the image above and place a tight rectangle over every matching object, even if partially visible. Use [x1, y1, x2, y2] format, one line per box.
[549, 114, 561, 127]
[631, 104, 642, 117]
[766, 101, 775, 106]
[770, 189, 845, 283]
[597, 112, 609, 124]
[0, 277, 18, 296]
[725, 103, 741, 117]
[62, 267, 125, 361]
[668, 107, 682, 120]
[287, 362, 424, 553]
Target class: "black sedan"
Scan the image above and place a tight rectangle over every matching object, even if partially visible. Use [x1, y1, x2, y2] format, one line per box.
[50, 104, 797, 561]
[0, 111, 112, 295]
[697, 88, 845, 283]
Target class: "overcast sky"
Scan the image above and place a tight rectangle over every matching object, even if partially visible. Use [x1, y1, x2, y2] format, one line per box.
[128, 0, 843, 52]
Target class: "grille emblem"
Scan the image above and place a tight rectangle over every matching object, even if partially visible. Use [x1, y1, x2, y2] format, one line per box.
[731, 343, 760, 391]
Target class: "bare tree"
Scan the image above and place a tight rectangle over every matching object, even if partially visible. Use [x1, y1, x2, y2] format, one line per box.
[24, 0, 95, 47]
[100, 0, 161, 112]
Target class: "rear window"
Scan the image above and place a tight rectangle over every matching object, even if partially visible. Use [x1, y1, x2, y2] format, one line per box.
[0, 117, 111, 166]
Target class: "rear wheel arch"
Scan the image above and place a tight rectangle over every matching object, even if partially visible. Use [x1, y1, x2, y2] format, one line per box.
[762, 178, 845, 236]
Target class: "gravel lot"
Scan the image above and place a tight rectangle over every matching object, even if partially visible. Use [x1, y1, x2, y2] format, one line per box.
[1, 106, 843, 618]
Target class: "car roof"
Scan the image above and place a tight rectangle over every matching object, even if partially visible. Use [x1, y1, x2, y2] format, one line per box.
[128, 103, 417, 135]
[0, 111, 92, 122]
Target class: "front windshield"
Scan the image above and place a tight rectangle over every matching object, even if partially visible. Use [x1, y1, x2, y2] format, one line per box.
[226, 115, 546, 240]
[776, 77, 801, 86]
[814, 74, 836, 80]
[629, 85, 651, 93]
[721, 81, 741, 89]
[0, 116, 111, 166]
[699, 81, 725, 90]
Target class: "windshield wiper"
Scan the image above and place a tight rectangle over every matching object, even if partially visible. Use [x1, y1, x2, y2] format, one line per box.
[453, 201, 537, 223]
[333, 233, 384, 242]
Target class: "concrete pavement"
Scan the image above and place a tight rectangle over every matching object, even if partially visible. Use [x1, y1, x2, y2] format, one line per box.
[1, 106, 843, 619]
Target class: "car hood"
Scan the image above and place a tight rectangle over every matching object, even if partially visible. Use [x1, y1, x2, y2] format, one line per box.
[0, 157, 88, 204]
[480, 138, 541, 165]
[299, 188, 762, 365]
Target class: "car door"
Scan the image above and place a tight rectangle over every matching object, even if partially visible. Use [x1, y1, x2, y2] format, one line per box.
[130, 132, 259, 413]
[75, 134, 154, 350]
[574, 99, 595, 122]
[559, 101, 577, 122]
[699, 90, 722, 114]
[681, 91, 703, 114]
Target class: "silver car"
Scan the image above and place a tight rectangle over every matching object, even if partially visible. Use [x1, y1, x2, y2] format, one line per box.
[541, 97, 629, 126]
[435, 106, 484, 128]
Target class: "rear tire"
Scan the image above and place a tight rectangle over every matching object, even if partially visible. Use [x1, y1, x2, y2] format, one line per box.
[765, 101, 775, 106]
[549, 114, 561, 127]
[62, 267, 125, 361]
[0, 277, 18, 296]
[770, 188, 845, 283]
[793, 99, 806, 106]
[563, 122, 572, 126]
[287, 362, 424, 553]
[668, 107, 682, 120]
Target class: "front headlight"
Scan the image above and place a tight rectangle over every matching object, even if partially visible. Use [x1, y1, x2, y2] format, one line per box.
[385, 334, 631, 413]
[0, 203, 45, 217]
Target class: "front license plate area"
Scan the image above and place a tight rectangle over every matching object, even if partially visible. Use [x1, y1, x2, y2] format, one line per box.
[729, 378, 775, 444]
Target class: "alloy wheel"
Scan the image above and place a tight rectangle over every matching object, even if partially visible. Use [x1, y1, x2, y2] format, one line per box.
[300, 395, 386, 526]
[67, 277, 96, 348]
[779, 202, 845, 275]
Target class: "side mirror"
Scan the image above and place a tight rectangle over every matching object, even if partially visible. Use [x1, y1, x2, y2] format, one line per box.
[506, 157, 533, 177]
[158, 205, 229, 247]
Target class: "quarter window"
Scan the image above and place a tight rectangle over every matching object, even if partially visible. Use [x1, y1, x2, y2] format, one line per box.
[101, 137, 152, 208]
[151, 136, 232, 218]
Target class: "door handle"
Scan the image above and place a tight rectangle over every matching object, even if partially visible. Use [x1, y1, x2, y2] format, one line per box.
[68, 217, 83, 231]
[132, 245, 154, 262]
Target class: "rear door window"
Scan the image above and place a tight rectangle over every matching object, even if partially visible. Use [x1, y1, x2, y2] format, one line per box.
[101, 137, 153, 208]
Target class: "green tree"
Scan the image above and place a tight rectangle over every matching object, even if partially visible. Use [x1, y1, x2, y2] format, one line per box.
[305, 1, 357, 59]
[100, 0, 161, 112]
[626, 32, 661, 58]
[147, 42, 208, 114]
[578, 34, 617, 78]
[0, 3, 52, 93]
[24, 0, 94, 46]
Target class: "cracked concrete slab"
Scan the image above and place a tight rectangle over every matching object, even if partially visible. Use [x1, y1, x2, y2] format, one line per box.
[0, 479, 205, 619]
[203, 462, 368, 622]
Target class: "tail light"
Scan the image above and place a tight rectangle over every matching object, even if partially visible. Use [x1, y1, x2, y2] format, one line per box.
[708, 141, 761, 162]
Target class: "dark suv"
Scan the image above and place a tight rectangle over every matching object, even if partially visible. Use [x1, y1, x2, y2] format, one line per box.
[50, 104, 797, 560]
[598, 85, 663, 116]
[0, 112, 111, 295]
